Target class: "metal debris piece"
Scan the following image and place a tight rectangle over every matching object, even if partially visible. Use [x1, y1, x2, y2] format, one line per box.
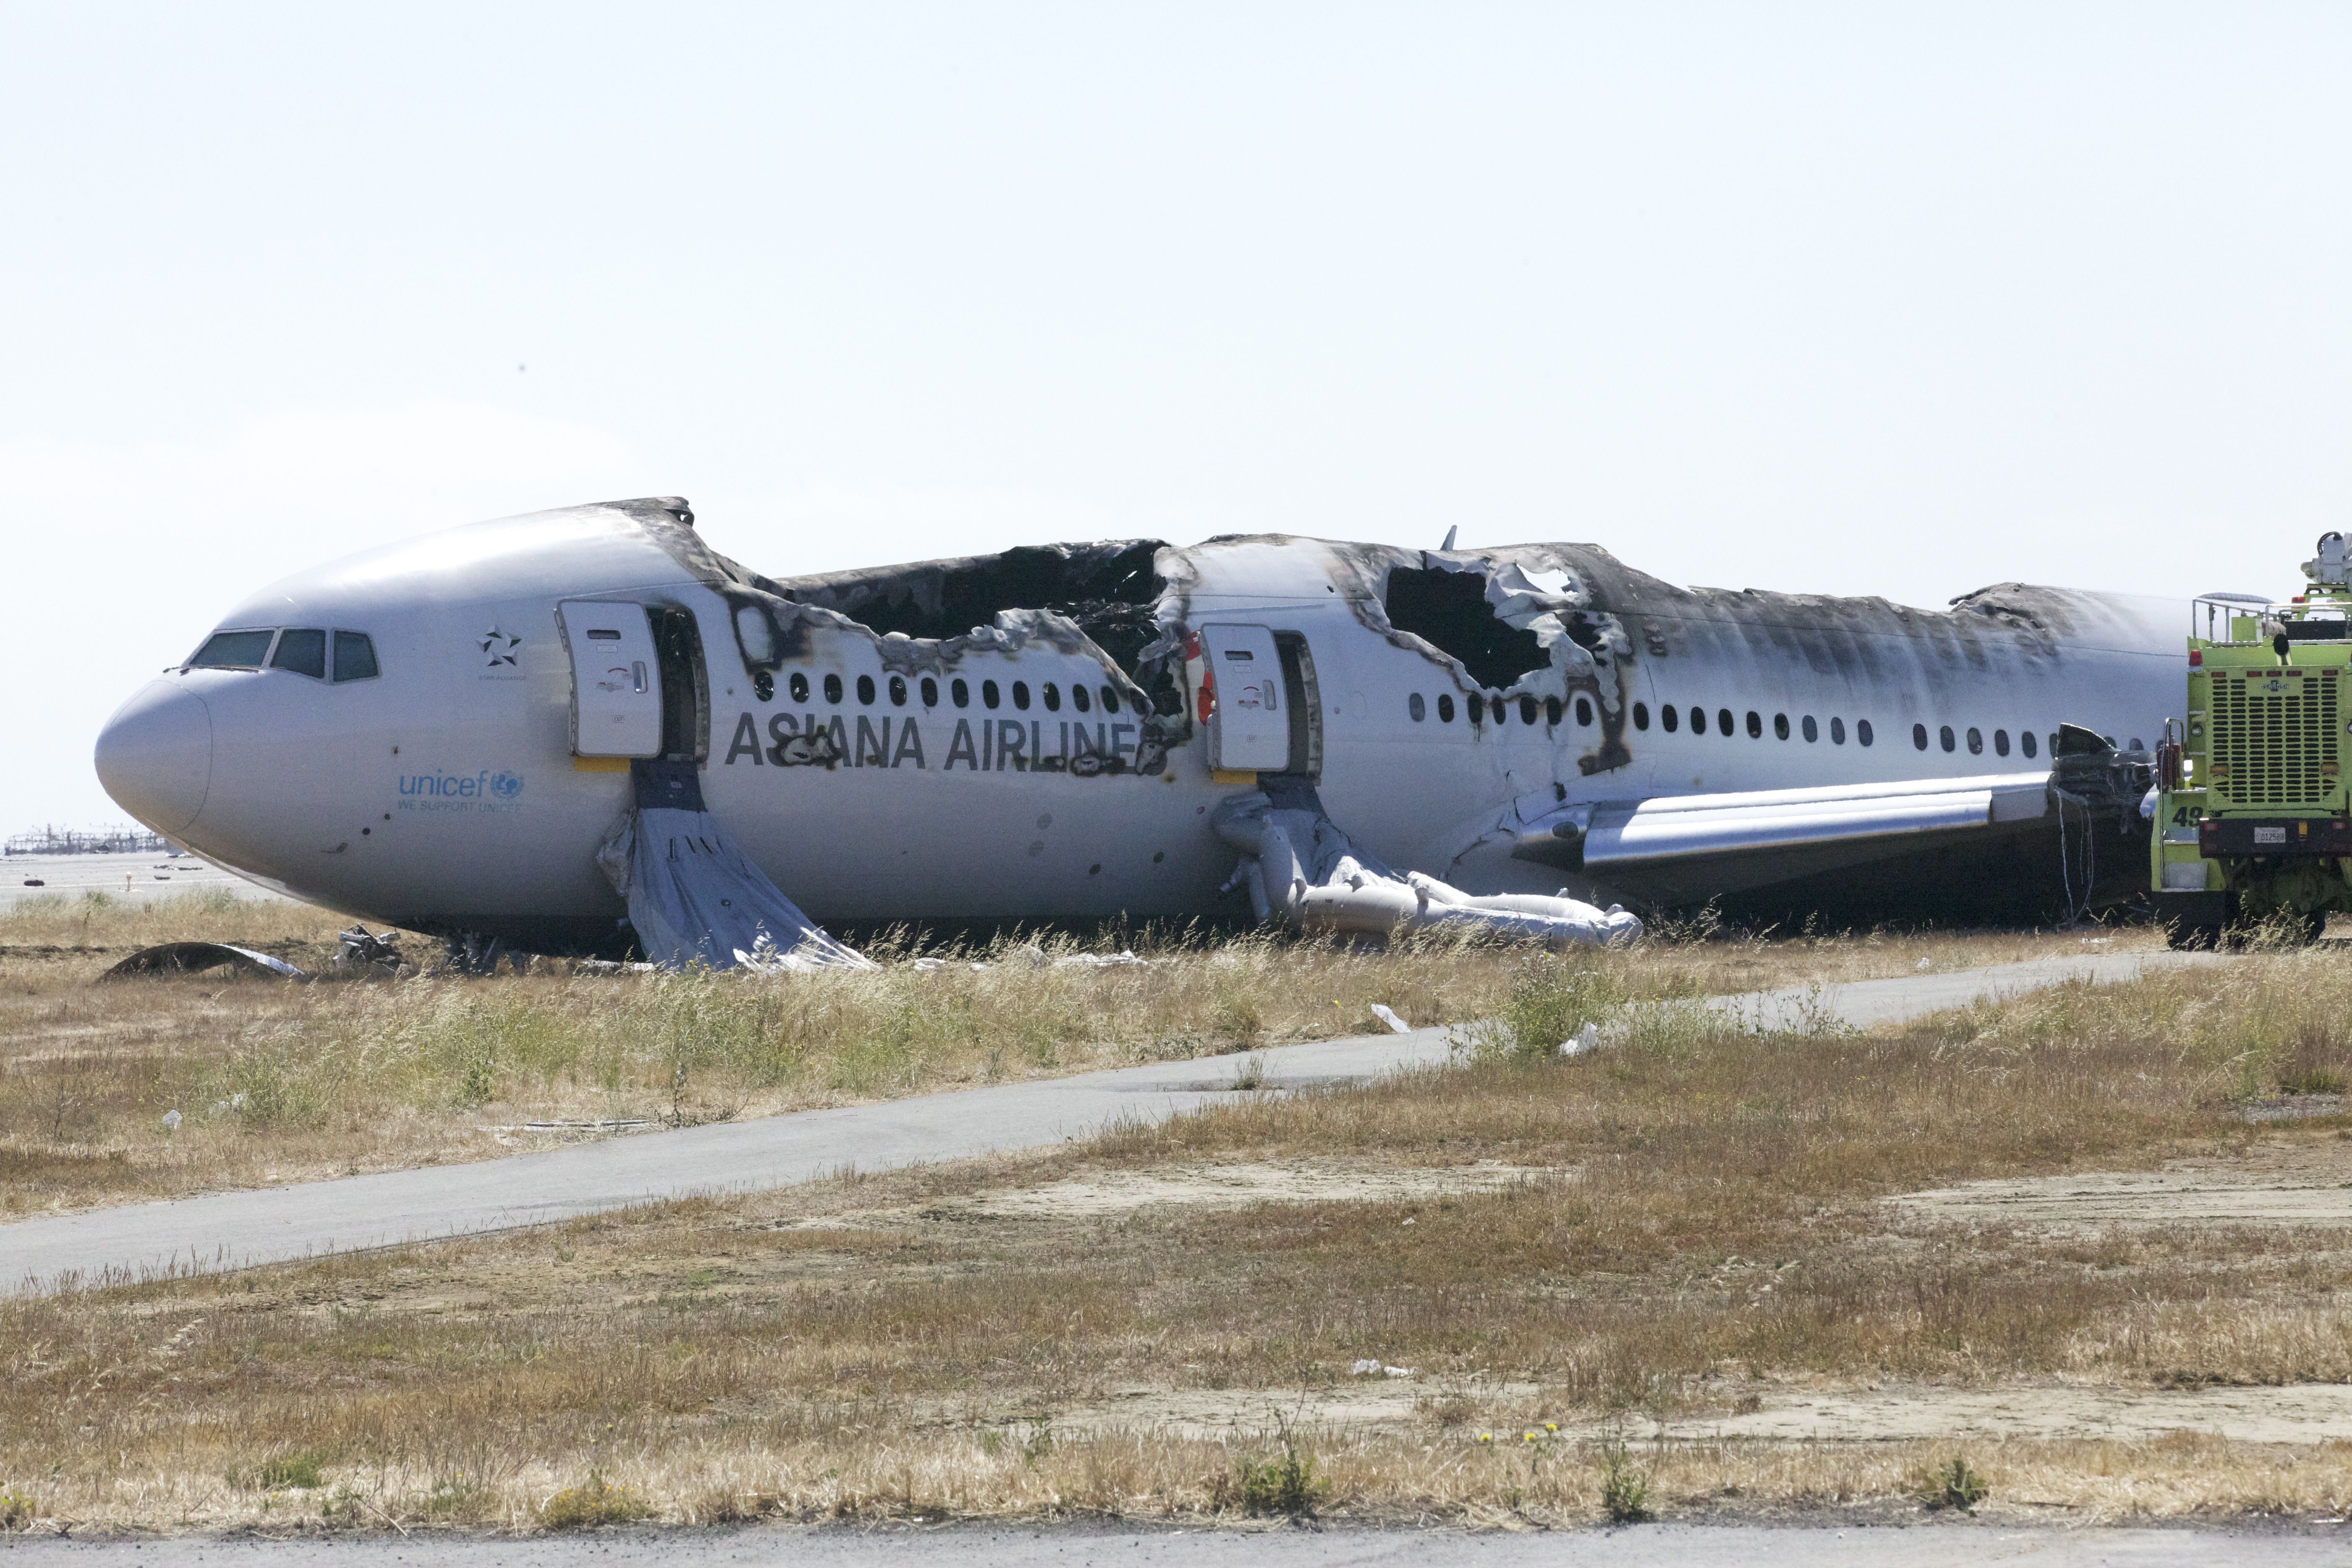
[334, 926, 407, 975]
[101, 943, 309, 982]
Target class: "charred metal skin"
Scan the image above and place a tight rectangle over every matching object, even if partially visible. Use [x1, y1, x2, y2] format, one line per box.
[93, 498, 2184, 953]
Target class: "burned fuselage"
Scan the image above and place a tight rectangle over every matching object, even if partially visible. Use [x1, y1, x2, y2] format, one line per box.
[94, 499, 2184, 950]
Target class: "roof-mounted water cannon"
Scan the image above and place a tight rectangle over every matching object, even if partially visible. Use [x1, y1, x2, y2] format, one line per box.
[2303, 531, 2350, 590]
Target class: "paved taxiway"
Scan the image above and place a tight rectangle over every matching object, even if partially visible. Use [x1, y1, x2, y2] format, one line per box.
[1, 851, 290, 911]
[0, 948, 2221, 1297]
[0, 1521, 2341, 1565]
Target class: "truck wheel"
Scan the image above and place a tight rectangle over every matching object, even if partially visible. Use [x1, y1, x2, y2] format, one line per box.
[2166, 922, 2221, 952]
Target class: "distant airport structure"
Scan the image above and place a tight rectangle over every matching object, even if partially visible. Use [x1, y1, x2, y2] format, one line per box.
[5, 825, 173, 857]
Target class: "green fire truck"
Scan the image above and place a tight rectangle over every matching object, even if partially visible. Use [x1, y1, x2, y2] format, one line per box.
[2151, 531, 2352, 948]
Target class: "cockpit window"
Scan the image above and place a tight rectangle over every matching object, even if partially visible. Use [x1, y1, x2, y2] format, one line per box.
[189, 629, 276, 668]
[333, 630, 379, 683]
[272, 628, 328, 678]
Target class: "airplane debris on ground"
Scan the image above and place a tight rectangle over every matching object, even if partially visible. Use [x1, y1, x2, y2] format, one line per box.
[101, 942, 309, 982]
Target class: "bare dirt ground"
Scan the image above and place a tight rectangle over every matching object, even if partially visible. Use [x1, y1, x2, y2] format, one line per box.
[1890, 1135, 2352, 1230]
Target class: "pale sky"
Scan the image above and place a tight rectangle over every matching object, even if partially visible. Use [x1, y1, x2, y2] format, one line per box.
[5, 3, 2348, 832]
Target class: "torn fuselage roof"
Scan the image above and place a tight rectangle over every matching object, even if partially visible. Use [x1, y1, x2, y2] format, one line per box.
[778, 540, 1166, 663]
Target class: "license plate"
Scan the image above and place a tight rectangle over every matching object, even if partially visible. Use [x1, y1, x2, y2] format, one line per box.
[2255, 826, 2287, 845]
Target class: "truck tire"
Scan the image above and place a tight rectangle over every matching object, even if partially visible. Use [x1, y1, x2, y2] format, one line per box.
[2157, 890, 2232, 951]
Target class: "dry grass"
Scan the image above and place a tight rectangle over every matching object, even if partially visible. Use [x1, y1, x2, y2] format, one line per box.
[0, 889, 2117, 1214]
[8, 947, 2352, 1532]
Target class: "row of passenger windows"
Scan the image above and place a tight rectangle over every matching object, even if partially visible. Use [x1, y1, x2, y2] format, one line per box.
[1407, 692, 1594, 726]
[766, 669, 1132, 715]
[1406, 691, 2083, 762]
[1639, 704, 1896, 748]
[188, 627, 379, 683]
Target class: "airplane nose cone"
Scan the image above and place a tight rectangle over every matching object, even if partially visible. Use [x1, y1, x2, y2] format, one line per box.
[95, 681, 214, 835]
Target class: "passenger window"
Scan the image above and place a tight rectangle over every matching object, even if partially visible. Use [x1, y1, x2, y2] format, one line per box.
[1662, 703, 1679, 732]
[856, 674, 876, 705]
[1099, 685, 1119, 714]
[983, 679, 1001, 709]
[271, 628, 327, 678]
[1575, 696, 1593, 727]
[921, 676, 939, 706]
[1409, 693, 1426, 721]
[1545, 696, 1563, 726]
[1073, 684, 1092, 713]
[1437, 694, 1455, 722]
[952, 678, 970, 708]
[1939, 725, 1956, 753]
[1688, 707, 1704, 735]
[1994, 729, 2009, 757]
[1772, 713, 1789, 740]
[2130, 737, 2143, 751]
[1042, 682, 1060, 712]
[1966, 727, 1983, 755]
[1632, 701, 1650, 731]
[1012, 681, 1031, 711]
[1857, 720, 1874, 747]
[824, 673, 843, 704]
[190, 629, 276, 668]
[790, 672, 810, 703]
[332, 630, 379, 683]
[1746, 710, 1762, 739]
[1511, 695, 1530, 725]
[1829, 716, 1845, 744]
[1912, 722, 1928, 750]
[2022, 730, 2037, 758]
[888, 675, 907, 706]
[753, 671, 774, 703]
[1718, 707, 1733, 737]
[1801, 715, 1817, 742]
[1467, 695, 1484, 724]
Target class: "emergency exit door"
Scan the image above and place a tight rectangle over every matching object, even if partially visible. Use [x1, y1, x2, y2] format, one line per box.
[557, 601, 663, 758]
[1201, 624, 1321, 776]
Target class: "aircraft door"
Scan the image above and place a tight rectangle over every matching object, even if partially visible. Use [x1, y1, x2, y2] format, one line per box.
[1201, 623, 1320, 774]
[557, 601, 664, 758]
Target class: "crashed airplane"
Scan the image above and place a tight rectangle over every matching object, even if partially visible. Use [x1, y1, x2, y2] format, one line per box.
[95, 498, 2174, 965]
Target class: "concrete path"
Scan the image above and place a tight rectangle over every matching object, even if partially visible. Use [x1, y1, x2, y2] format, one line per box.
[0, 1521, 2341, 1566]
[0, 947, 2223, 1297]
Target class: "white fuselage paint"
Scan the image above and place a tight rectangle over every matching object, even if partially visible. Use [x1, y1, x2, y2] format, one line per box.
[93, 504, 2187, 937]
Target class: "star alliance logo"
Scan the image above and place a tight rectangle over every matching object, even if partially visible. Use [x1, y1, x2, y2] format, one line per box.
[479, 627, 521, 666]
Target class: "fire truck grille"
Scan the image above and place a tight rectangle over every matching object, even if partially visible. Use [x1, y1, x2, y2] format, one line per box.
[2213, 669, 2339, 807]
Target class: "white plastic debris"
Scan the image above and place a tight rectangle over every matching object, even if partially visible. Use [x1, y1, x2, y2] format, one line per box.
[1558, 1021, 1603, 1057]
[160, 1109, 181, 1132]
[1212, 788, 1642, 950]
[1351, 1359, 1415, 1377]
[1369, 1003, 1411, 1034]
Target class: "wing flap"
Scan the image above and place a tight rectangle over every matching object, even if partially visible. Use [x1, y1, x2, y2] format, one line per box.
[1517, 771, 2051, 869]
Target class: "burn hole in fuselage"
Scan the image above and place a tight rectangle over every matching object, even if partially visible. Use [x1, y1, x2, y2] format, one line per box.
[778, 540, 1181, 714]
[1382, 566, 1546, 691]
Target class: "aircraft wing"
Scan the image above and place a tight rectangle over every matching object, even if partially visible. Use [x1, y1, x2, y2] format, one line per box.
[1512, 771, 2068, 904]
